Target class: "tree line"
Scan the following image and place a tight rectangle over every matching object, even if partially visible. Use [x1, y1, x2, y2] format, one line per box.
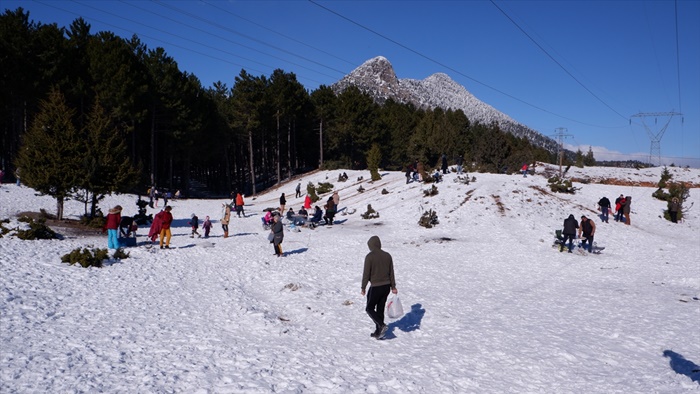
[1, 8, 559, 219]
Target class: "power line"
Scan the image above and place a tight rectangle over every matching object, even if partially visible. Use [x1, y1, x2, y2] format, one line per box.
[307, 0, 609, 129]
[489, 0, 630, 122]
[39, 0, 336, 87]
[150, 0, 347, 76]
[114, 0, 342, 80]
[201, 0, 357, 68]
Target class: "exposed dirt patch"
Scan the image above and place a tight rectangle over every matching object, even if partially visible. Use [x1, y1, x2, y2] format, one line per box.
[491, 195, 507, 216]
[16, 211, 101, 237]
[449, 189, 475, 214]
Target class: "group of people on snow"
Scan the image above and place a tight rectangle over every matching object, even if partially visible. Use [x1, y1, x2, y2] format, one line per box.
[559, 193, 635, 253]
[560, 214, 597, 253]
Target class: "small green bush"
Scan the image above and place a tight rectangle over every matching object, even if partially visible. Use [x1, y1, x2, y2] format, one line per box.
[113, 248, 130, 260]
[317, 182, 334, 195]
[547, 176, 579, 194]
[658, 181, 690, 222]
[418, 209, 439, 228]
[61, 247, 109, 268]
[361, 204, 379, 219]
[15, 217, 57, 240]
[0, 218, 11, 238]
[423, 185, 439, 197]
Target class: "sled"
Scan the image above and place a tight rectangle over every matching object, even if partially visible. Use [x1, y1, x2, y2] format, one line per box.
[552, 230, 605, 254]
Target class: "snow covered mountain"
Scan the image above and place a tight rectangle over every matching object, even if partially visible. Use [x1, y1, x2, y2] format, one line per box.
[332, 56, 559, 152]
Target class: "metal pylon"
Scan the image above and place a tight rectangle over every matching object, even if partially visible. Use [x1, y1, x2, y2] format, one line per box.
[630, 112, 682, 166]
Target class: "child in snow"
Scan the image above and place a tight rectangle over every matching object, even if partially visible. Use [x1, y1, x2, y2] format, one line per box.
[202, 216, 212, 238]
[221, 204, 231, 238]
[261, 210, 273, 228]
[189, 213, 201, 238]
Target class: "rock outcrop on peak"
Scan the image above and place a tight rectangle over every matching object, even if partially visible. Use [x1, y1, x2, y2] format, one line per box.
[332, 57, 558, 153]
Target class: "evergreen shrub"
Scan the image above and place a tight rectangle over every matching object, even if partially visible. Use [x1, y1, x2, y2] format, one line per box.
[423, 185, 439, 197]
[317, 182, 334, 195]
[418, 209, 439, 228]
[307, 182, 319, 203]
[0, 218, 10, 238]
[16, 217, 57, 240]
[547, 177, 579, 194]
[361, 204, 379, 219]
[61, 247, 109, 268]
[113, 248, 130, 260]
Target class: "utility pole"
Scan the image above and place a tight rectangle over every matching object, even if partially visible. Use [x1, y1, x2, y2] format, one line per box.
[318, 119, 323, 168]
[630, 112, 682, 166]
[552, 127, 572, 178]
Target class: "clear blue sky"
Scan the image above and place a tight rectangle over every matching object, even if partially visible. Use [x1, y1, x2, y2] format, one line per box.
[6, 0, 700, 167]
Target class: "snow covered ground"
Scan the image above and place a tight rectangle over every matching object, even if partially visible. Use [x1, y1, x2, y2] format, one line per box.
[1, 164, 699, 393]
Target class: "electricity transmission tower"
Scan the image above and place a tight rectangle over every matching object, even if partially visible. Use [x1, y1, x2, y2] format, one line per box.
[552, 127, 572, 177]
[630, 112, 682, 166]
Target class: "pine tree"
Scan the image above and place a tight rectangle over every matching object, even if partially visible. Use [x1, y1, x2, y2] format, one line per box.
[81, 97, 139, 217]
[575, 149, 584, 168]
[367, 143, 382, 181]
[15, 87, 83, 220]
[584, 146, 596, 166]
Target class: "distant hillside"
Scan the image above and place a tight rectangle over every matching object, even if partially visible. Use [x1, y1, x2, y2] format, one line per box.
[332, 56, 560, 153]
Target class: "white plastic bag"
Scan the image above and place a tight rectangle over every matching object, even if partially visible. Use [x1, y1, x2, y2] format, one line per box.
[386, 295, 404, 319]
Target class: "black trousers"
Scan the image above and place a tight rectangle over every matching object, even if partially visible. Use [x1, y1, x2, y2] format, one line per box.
[366, 284, 391, 331]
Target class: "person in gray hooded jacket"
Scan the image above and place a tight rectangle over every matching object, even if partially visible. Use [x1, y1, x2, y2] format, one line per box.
[361, 235, 398, 339]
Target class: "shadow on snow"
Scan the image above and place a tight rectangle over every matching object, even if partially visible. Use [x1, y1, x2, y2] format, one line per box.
[664, 350, 700, 384]
[383, 303, 425, 340]
[284, 247, 308, 256]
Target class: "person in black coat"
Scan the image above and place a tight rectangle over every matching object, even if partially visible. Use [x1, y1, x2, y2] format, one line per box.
[441, 154, 448, 175]
[279, 193, 286, 213]
[561, 214, 579, 253]
[598, 196, 611, 223]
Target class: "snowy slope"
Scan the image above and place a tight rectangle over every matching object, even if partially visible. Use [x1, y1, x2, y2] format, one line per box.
[1, 165, 699, 392]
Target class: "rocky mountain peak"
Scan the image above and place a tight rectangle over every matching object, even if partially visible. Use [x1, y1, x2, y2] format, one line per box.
[332, 57, 558, 153]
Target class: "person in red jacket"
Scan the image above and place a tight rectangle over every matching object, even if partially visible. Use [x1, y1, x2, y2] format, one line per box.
[157, 205, 173, 249]
[103, 205, 122, 249]
[235, 192, 246, 218]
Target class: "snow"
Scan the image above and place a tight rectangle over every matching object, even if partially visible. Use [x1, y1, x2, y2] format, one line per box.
[1, 164, 699, 392]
